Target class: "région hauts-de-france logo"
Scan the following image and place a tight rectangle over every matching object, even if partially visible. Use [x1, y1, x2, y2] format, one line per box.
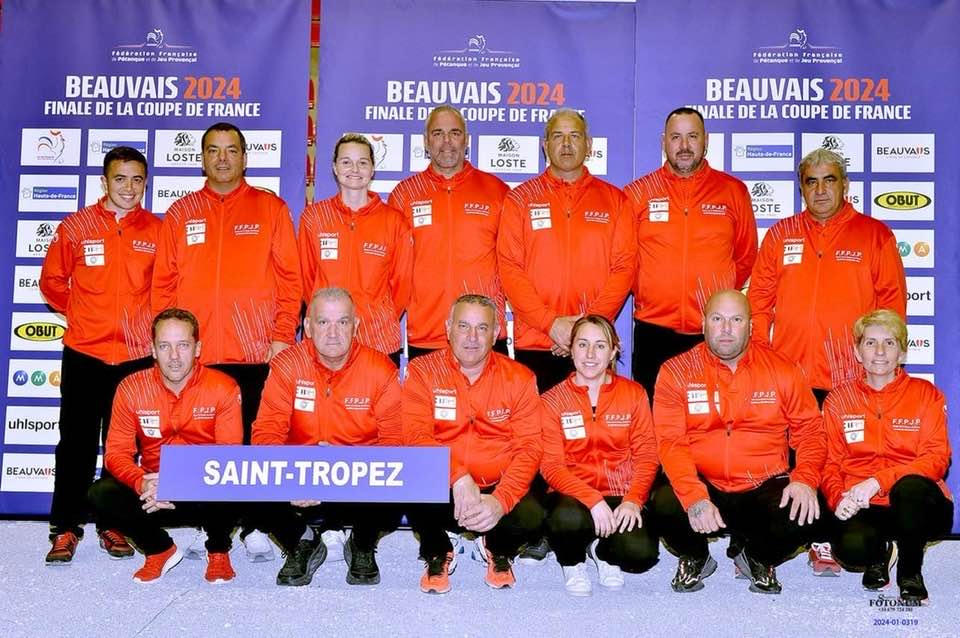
[111, 28, 198, 63]
[433, 34, 520, 69]
[753, 27, 844, 65]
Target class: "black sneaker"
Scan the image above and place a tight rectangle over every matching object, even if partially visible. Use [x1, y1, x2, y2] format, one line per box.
[276, 537, 327, 587]
[344, 534, 380, 585]
[862, 542, 897, 590]
[517, 537, 551, 565]
[897, 572, 928, 603]
[733, 550, 782, 595]
[671, 554, 717, 592]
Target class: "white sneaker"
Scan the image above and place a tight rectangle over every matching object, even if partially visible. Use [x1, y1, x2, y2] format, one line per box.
[242, 530, 276, 563]
[588, 539, 624, 590]
[562, 563, 593, 597]
[184, 529, 208, 560]
[445, 531, 463, 573]
[471, 535, 488, 564]
[321, 529, 346, 563]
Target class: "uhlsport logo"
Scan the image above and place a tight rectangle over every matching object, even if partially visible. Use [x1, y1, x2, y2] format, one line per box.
[5, 406, 60, 446]
[433, 34, 521, 69]
[753, 27, 844, 65]
[906, 277, 934, 317]
[111, 27, 198, 64]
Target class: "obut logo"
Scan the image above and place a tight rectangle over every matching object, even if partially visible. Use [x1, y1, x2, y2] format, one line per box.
[874, 191, 931, 211]
[14, 322, 65, 342]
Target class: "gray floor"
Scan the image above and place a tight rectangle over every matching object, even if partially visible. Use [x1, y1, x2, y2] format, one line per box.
[2, 522, 957, 638]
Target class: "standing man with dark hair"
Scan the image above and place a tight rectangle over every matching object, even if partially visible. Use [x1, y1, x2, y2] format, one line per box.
[41, 146, 162, 564]
[152, 121, 302, 561]
[625, 107, 757, 404]
[498, 108, 635, 394]
[388, 105, 510, 360]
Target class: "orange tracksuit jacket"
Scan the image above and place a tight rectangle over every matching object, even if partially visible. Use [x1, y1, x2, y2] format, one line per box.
[40, 199, 162, 364]
[298, 193, 413, 354]
[497, 169, 636, 351]
[251, 340, 402, 446]
[625, 161, 757, 333]
[402, 349, 541, 513]
[653, 342, 825, 510]
[821, 371, 952, 510]
[105, 365, 243, 493]
[747, 202, 906, 391]
[540, 374, 658, 508]
[388, 163, 510, 349]
[151, 180, 302, 364]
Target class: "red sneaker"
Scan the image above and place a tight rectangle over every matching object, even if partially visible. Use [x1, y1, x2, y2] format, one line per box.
[420, 551, 454, 594]
[808, 542, 841, 577]
[205, 551, 236, 584]
[99, 529, 135, 559]
[133, 545, 183, 583]
[45, 531, 79, 565]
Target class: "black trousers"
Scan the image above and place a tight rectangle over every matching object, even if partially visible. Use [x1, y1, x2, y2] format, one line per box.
[631, 320, 703, 405]
[828, 475, 953, 576]
[407, 339, 509, 362]
[50, 347, 153, 537]
[259, 501, 402, 553]
[409, 487, 545, 560]
[514, 349, 575, 394]
[651, 474, 813, 566]
[88, 477, 235, 555]
[544, 493, 659, 573]
[207, 363, 270, 445]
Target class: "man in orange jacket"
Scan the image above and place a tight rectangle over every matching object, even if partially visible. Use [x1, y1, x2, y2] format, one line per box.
[152, 122, 302, 560]
[625, 107, 757, 403]
[651, 290, 825, 595]
[252, 287, 402, 587]
[388, 106, 510, 359]
[747, 148, 906, 405]
[40, 146, 162, 564]
[403, 294, 543, 594]
[498, 109, 635, 394]
[88, 308, 243, 584]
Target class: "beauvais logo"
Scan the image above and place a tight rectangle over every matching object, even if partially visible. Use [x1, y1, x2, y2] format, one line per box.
[14, 322, 65, 342]
[873, 191, 931, 211]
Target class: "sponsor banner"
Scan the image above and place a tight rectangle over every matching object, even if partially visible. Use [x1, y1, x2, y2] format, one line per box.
[9, 312, 67, 353]
[86, 128, 149, 166]
[20, 128, 83, 166]
[906, 276, 934, 317]
[583, 136, 607, 176]
[744, 180, 793, 220]
[1, 453, 56, 493]
[910, 372, 935, 384]
[150, 176, 205, 214]
[157, 445, 450, 503]
[408, 133, 472, 172]
[15, 220, 61, 259]
[4, 406, 60, 446]
[17, 175, 80, 212]
[893, 229, 934, 269]
[801, 132, 864, 173]
[371, 179, 401, 196]
[846, 180, 864, 211]
[479, 135, 539, 174]
[871, 133, 935, 173]
[730, 133, 795, 171]
[870, 181, 934, 221]
[7, 359, 62, 399]
[84, 174, 152, 207]
[706, 132, 724, 171]
[153, 129, 205, 168]
[905, 324, 934, 365]
[361, 133, 404, 172]
[244, 130, 283, 168]
[12, 266, 44, 305]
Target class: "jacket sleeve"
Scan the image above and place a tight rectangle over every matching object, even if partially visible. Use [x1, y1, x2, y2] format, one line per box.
[151, 209, 181, 314]
[104, 383, 147, 494]
[401, 363, 468, 485]
[874, 233, 907, 319]
[782, 362, 826, 489]
[373, 363, 403, 446]
[874, 384, 951, 493]
[39, 222, 73, 313]
[491, 374, 543, 513]
[585, 191, 637, 320]
[269, 202, 303, 345]
[389, 212, 414, 320]
[214, 380, 244, 444]
[625, 386, 659, 506]
[730, 181, 759, 289]
[297, 206, 318, 306]
[497, 194, 557, 335]
[652, 365, 710, 511]
[539, 400, 604, 509]
[746, 227, 780, 344]
[251, 361, 294, 445]
[820, 396, 849, 511]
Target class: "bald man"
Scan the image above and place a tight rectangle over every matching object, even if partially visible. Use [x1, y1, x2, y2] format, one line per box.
[650, 291, 825, 595]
